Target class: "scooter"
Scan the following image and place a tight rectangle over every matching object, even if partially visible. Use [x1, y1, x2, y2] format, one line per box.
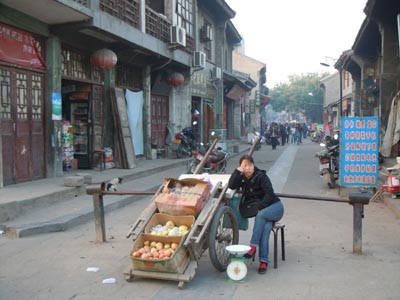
[316, 134, 340, 188]
[186, 140, 230, 174]
[174, 122, 198, 158]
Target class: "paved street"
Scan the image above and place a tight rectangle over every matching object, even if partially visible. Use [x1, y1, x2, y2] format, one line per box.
[1, 140, 400, 300]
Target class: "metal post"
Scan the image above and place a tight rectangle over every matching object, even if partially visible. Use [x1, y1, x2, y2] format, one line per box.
[352, 203, 363, 254]
[93, 194, 106, 242]
[349, 192, 371, 254]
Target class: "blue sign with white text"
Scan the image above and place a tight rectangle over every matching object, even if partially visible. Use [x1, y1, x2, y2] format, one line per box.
[340, 117, 379, 187]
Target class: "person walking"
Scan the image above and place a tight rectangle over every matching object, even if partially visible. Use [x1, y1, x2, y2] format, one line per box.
[290, 125, 296, 143]
[280, 123, 287, 146]
[294, 125, 301, 145]
[285, 123, 290, 144]
[269, 123, 279, 150]
[228, 155, 284, 274]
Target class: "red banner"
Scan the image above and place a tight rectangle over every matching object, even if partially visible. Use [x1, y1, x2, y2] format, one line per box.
[0, 23, 46, 69]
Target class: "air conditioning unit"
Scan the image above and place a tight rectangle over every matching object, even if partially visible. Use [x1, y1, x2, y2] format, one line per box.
[211, 66, 222, 79]
[193, 51, 206, 68]
[200, 24, 212, 42]
[170, 26, 186, 47]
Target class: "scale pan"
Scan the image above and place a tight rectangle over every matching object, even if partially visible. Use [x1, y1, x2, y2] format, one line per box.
[225, 245, 251, 255]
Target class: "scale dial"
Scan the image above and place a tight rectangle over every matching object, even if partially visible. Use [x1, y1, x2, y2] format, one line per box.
[227, 260, 247, 281]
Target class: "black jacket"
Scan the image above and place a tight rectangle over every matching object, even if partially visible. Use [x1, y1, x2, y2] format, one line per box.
[228, 167, 280, 209]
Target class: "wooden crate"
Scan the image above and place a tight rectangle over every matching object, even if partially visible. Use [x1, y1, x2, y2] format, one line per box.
[130, 234, 189, 273]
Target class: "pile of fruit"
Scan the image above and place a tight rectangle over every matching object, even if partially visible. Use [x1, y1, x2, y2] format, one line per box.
[149, 220, 189, 236]
[131, 240, 179, 260]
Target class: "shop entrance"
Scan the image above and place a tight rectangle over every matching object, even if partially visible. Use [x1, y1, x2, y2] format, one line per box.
[0, 66, 45, 185]
[61, 80, 104, 170]
[151, 95, 169, 148]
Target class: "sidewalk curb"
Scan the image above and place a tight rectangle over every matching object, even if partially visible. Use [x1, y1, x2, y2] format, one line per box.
[2, 146, 249, 238]
[5, 185, 160, 238]
[0, 160, 189, 224]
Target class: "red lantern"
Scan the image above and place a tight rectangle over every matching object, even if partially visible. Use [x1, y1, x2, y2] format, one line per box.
[90, 48, 118, 70]
[167, 72, 184, 87]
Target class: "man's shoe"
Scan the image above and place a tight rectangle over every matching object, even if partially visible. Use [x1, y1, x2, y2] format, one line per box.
[258, 262, 268, 274]
[243, 246, 256, 261]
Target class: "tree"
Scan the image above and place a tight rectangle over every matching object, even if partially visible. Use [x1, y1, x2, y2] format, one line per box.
[268, 73, 329, 124]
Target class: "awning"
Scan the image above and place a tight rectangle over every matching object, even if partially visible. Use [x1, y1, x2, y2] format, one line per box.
[260, 94, 270, 105]
[226, 84, 246, 101]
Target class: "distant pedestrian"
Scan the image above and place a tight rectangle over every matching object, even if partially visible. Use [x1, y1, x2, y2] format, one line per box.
[280, 124, 287, 146]
[294, 126, 301, 145]
[290, 126, 296, 143]
[269, 123, 279, 150]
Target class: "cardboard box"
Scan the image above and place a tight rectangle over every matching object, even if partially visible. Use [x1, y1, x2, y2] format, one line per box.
[155, 178, 210, 216]
[144, 213, 195, 234]
[130, 233, 189, 273]
[72, 159, 78, 170]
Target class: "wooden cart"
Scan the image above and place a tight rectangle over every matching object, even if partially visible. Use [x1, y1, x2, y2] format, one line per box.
[125, 173, 239, 288]
[123, 137, 261, 287]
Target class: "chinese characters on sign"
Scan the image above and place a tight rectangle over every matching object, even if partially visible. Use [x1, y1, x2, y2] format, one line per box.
[0, 23, 45, 69]
[191, 70, 206, 97]
[340, 117, 379, 187]
[249, 100, 255, 114]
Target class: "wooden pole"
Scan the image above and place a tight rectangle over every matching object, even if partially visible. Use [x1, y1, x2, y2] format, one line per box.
[193, 137, 220, 174]
[248, 136, 260, 157]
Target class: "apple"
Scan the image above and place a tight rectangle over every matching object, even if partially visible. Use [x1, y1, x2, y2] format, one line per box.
[156, 242, 163, 250]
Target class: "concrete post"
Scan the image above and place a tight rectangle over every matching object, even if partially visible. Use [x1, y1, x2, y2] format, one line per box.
[46, 36, 63, 177]
[349, 192, 371, 254]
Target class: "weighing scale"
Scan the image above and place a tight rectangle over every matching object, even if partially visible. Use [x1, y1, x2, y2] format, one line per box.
[225, 245, 251, 281]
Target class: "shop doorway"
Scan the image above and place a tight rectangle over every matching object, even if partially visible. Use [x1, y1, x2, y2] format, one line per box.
[151, 95, 169, 148]
[61, 80, 104, 170]
[0, 66, 45, 185]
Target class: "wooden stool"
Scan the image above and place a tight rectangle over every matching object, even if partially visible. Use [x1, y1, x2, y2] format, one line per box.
[272, 222, 286, 269]
[93, 149, 105, 171]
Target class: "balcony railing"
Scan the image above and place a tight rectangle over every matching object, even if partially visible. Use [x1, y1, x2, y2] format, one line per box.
[100, 0, 140, 29]
[99, 1, 194, 53]
[145, 7, 170, 43]
[72, 0, 90, 7]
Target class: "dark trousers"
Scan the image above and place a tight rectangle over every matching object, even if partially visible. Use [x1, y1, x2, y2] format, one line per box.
[271, 137, 278, 149]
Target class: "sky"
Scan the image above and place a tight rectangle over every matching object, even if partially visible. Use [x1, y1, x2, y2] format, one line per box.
[225, 0, 367, 88]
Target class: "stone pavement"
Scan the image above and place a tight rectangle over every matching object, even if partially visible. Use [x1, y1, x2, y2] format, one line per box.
[1, 138, 399, 239]
[0, 141, 252, 237]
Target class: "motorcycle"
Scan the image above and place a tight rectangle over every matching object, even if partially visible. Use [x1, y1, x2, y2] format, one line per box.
[186, 143, 230, 174]
[311, 130, 324, 143]
[174, 122, 198, 158]
[316, 134, 340, 188]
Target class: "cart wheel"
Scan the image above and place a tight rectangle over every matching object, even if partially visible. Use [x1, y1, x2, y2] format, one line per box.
[208, 206, 239, 272]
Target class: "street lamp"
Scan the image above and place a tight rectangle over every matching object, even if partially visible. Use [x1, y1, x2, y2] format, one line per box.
[320, 57, 343, 119]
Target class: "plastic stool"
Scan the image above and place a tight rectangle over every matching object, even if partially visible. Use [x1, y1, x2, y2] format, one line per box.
[272, 222, 286, 269]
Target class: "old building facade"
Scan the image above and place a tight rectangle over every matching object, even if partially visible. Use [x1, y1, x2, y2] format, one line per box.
[0, 0, 249, 187]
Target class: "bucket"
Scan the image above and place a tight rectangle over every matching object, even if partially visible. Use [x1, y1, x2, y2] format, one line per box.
[151, 149, 157, 160]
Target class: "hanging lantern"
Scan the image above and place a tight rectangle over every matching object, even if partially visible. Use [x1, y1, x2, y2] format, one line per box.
[90, 48, 118, 70]
[167, 72, 184, 87]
